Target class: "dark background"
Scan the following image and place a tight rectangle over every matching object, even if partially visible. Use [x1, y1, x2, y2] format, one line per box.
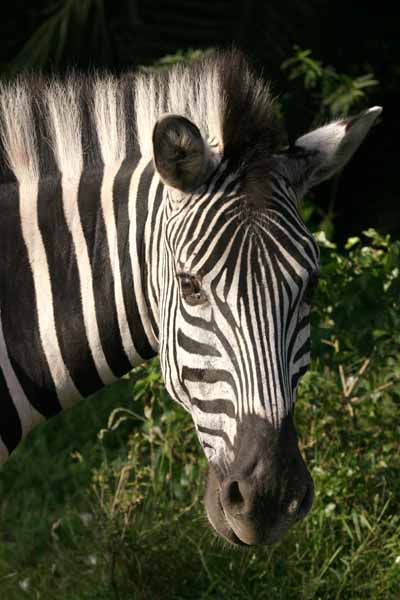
[1, 0, 398, 241]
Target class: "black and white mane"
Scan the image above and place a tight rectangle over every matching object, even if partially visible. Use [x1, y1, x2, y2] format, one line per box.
[0, 50, 281, 186]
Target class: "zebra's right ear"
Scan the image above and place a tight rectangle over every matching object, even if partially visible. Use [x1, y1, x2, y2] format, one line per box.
[152, 114, 214, 193]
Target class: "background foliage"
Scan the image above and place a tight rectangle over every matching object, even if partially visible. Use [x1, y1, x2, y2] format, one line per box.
[1, 0, 397, 239]
[0, 2, 398, 599]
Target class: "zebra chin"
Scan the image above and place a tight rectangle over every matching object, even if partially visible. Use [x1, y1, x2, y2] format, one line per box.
[203, 414, 314, 546]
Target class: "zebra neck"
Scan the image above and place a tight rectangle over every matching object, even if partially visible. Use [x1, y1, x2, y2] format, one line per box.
[0, 157, 163, 459]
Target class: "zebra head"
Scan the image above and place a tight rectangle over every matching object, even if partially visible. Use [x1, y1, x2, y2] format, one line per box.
[149, 58, 381, 546]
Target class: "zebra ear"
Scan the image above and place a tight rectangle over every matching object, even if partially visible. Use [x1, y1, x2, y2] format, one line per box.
[152, 114, 214, 192]
[281, 106, 382, 198]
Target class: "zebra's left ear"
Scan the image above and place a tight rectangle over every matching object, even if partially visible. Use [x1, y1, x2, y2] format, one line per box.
[279, 106, 382, 198]
[152, 114, 214, 192]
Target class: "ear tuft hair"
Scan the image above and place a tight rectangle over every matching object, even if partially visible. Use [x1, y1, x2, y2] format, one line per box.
[152, 114, 214, 192]
[277, 106, 382, 198]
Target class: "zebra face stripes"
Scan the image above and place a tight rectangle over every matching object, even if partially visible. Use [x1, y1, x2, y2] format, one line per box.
[154, 154, 319, 545]
[158, 166, 319, 461]
[152, 94, 381, 545]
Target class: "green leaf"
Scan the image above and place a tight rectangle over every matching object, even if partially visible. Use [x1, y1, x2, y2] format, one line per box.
[345, 237, 361, 250]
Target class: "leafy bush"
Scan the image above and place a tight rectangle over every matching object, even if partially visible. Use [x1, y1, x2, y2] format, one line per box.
[312, 229, 400, 414]
[282, 47, 378, 120]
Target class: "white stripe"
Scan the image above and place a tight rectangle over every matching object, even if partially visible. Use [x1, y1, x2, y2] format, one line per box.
[148, 183, 164, 313]
[101, 163, 139, 364]
[19, 179, 80, 407]
[254, 280, 277, 423]
[62, 177, 116, 385]
[128, 157, 158, 351]
[0, 308, 44, 437]
[144, 172, 162, 347]
[257, 239, 284, 421]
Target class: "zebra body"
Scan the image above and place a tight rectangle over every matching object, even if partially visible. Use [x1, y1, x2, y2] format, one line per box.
[0, 51, 381, 545]
[0, 154, 161, 458]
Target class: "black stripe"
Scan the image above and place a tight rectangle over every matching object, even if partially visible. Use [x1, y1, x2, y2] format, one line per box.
[78, 171, 132, 377]
[185, 169, 238, 258]
[167, 280, 188, 404]
[177, 329, 221, 357]
[192, 397, 235, 419]
[265, 221, 313, 273]
[38, 175, 104, 396]
[194, 217, 239, 276]
[185, 180, 239, 262]
[241, 240, 266, 411]
[251, 254, 275, 417]
[287, 313, 311, 364]
[269, 252, 290, 412]
[80, 78, 102, 170]
[146, 180, 163, 340]
[209, 277, 248, 409]
[292, 338, 311, 365]
[136, 161, 157, 342]
[113, 157, 155, 360]
[180, 301, 215, 333]
[291, 365, 309, 391]
[257, 241, 284, 418]
[197, 425, 234, 451]
[267, 202, 318, 265]
[165, 167, 227, 254]
[0, 367, 22, 453]
[0, 181, 62, 418]
[182, 366, 236, 390]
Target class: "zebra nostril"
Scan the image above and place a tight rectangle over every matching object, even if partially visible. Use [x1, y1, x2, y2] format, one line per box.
[227, 480, 243, 506]
[223, 478, 249, 514]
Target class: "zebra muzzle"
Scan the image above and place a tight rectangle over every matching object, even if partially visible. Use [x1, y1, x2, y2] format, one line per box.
[203, 413, 314, 546]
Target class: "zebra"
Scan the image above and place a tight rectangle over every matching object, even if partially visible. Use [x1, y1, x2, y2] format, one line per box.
[0, 50, 381, 546]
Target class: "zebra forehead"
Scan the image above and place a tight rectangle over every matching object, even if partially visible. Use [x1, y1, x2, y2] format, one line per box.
[170, 178, 318, 267]
[178, 210, 319, 282]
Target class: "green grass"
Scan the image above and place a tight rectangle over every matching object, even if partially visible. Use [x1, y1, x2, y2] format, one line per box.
[0, 232, 399, 599]
[0, 359, 398, 600]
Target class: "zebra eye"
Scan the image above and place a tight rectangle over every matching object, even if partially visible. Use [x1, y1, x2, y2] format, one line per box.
[303, 272, 320, 304]
[178, 273, 207, 305]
